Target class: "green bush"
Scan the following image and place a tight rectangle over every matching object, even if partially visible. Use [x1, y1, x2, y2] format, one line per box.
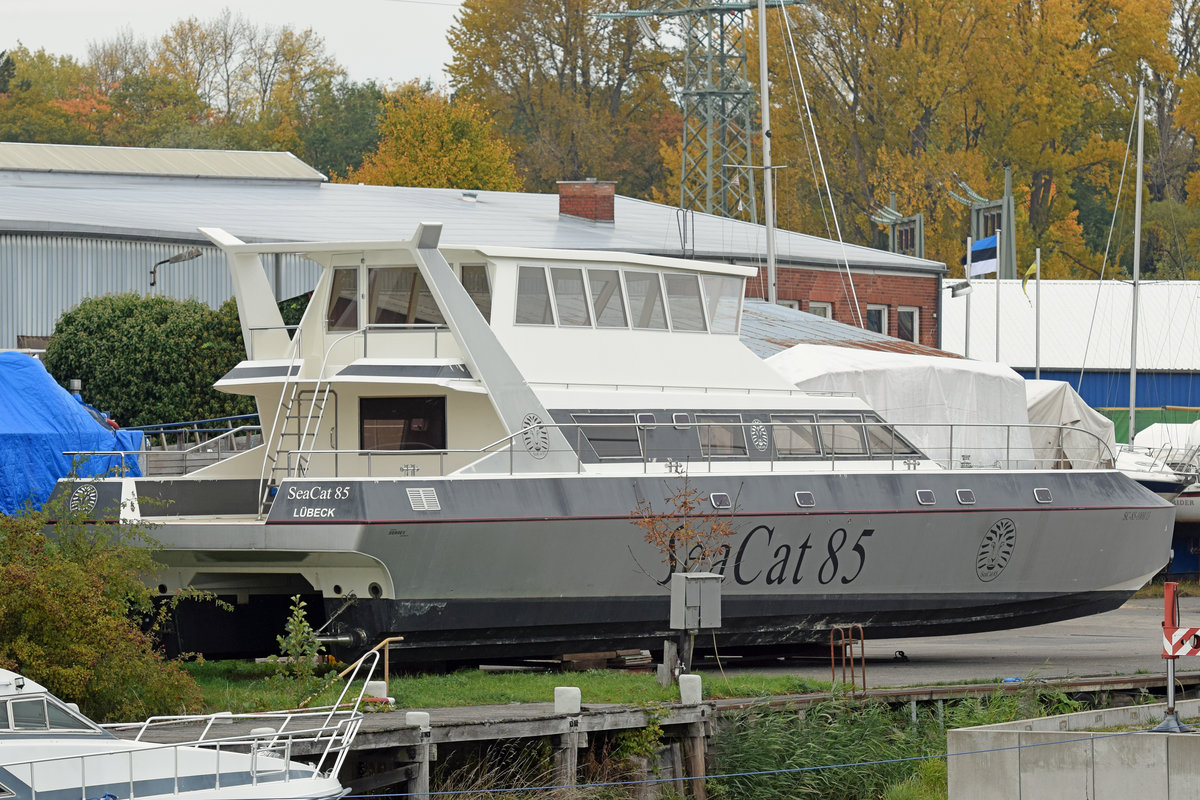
[42, 293, 253, 428]
[0, 501, 203, 721]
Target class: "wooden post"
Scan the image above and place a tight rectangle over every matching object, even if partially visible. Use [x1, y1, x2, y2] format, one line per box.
[405, 712, 432, 799]
[681, 719, 708, 800]
[659, 639, 678, 687]
[554, 722, 581, 787]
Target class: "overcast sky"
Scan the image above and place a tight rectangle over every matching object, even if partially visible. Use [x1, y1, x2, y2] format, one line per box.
[7, 0, 462, 87]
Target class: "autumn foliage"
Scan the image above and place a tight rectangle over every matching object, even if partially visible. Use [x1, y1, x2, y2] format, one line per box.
[632, 476, 737, 577]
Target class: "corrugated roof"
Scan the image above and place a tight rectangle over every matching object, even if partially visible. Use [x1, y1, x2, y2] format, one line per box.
[0, 151, 943, 275]
[0, 142, 326, 182]
[740, 299, 960, 359]
[939, 279, 1200, 370]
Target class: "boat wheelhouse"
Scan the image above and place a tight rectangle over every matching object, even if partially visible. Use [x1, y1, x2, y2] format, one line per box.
[54, 224, 1175, 661]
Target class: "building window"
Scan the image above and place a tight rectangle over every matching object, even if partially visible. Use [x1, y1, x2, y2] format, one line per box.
[808, 301, 832, 319]
[897, 306, 919, 342]
[865, 304, 888, 334]
[361, 397, 446, 451]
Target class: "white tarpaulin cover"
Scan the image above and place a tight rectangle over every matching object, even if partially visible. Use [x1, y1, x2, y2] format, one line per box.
[765, 344, 1033, 467]
[1024, 379, 1117, 468]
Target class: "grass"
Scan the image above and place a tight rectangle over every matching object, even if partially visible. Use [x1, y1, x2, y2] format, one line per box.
[1133, 579, 1200, 599]
[183, 659, 833, 713]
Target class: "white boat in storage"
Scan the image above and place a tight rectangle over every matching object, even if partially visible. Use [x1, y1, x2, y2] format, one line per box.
[0, 657, 371, 800]
[52, 223, 1175, 661]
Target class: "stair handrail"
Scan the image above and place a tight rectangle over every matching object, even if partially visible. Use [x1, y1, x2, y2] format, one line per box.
[256, 326, 306, 518]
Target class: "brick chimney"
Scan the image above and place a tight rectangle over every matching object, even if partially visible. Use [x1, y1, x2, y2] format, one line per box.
[557, 178, 615, 222]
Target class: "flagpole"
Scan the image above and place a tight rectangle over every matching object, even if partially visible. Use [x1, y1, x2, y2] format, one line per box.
[1130, 83, 1144, 444]
[995, 227, 1002, 362]
[1035, 247, 1041, 380]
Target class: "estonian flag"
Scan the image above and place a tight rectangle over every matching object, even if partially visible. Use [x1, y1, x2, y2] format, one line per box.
[962, 235, 998, 277]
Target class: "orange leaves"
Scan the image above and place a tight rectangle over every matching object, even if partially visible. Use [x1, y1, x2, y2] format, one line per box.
[631, 476, 737, 575]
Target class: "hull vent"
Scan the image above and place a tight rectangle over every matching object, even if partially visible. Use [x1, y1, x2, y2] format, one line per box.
[407, 487, 441, 511]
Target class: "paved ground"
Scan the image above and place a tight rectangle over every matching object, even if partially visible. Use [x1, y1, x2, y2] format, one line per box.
[699, 596, 1195, 688]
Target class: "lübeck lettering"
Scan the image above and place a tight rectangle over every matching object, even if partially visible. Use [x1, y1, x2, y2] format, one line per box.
[292, 507, 335, 518]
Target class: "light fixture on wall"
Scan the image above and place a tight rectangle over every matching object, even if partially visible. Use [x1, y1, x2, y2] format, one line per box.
[948, 280, 973, 298]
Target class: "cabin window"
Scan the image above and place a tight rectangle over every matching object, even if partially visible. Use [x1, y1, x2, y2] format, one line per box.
[771, 414, 821, 457]
[515, 266, 554, 325]
[551, 267, 592, 327]
[695, 413, 748, 458]
[10, 698, 48, 730]
[589, 269, 628, 328]
[626, 271, 669, 330]
[572, 413, 642, 459]
[367, 266, 445, 326]
[665, 273, 706, 331]
[702, 275, 742, 334]
[360, 397, 446, 451]
[818, 414, 869, 456]
[461, 263, 492, 322]
[326, 267, 359, 331]
[863, 413, 921, 457]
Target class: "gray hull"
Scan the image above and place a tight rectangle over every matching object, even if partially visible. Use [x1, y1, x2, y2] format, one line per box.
[70, 467, 1174, 661]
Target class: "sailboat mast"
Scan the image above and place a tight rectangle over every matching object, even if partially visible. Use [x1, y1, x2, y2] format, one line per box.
[758, 0, 776, 304]
[1130, 82, 1144, 443]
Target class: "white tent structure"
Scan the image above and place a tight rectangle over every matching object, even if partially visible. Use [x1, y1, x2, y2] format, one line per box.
[765, 344, 1034, 467]
[765, 346, 1127, 471]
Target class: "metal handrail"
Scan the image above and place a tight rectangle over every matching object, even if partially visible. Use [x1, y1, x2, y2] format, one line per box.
[263, 419, 1123, 478]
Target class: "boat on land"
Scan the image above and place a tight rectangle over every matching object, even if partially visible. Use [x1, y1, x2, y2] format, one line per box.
[0, 657, 372, 800]
[52, 224, 1175, 662]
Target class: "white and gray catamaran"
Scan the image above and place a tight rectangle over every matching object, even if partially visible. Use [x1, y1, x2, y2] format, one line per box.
[56, 224, 1174, 661]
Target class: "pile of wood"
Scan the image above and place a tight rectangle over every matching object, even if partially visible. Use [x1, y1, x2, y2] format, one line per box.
[560, 649, 652, 671]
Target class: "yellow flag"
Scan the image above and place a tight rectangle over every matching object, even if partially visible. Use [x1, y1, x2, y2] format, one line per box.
[1021, 261, 1039, 297]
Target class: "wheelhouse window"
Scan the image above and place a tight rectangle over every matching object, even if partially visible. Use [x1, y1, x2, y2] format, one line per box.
[702, 275, 742, 334]
[1, 697, 96, 732]
[515, 266, 554, 325]
[664, 273, 706, 331]
[863, 412, 921, 456]
[367, 266, 445, 326]
[589, 269, 628, 328]
[572, 413, 642, 459]
[551, 267, 592, 327]
[326, 267, 359, 331]
[626, 271, 668, 329]
[461, 264, 491, 322]
[771, 413, 821, 457]
[818, 414, 869, 456]
[361, 397, 446, 451]
[695, 413, 748, 457]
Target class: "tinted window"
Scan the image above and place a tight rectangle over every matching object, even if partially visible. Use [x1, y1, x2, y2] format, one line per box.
[818, 414, 868, 456]
[696, 414, 748, 457]
[771, 414, 821, 457]
[361, 397, 446, 450]
[572, 413, 641, 459]
[326, 267, 359, 331]
[516, 266, 554, 325]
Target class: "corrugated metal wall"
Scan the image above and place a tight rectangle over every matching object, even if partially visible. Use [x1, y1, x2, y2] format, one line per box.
[0, 234, 321, 348]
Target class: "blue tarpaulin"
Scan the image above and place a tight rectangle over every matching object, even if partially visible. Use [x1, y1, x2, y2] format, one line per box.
[0, 352, 143, 514]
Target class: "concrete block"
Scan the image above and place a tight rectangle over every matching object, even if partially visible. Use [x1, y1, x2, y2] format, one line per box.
[1168, 733, 1200, 800]
[1017, 731, 1092, 798]
[1094, 729, 1166, 799]
[948, 729, 1020, 800]
[406, 711, 431, 731]
[679, 674, 702, 705]
[555, 686, 581, 715]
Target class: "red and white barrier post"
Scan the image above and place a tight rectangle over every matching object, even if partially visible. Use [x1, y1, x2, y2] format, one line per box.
[1157, 581, 1197, 731]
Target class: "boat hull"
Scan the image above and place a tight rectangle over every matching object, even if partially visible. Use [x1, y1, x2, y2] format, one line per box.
[58, 468, 1174, 661]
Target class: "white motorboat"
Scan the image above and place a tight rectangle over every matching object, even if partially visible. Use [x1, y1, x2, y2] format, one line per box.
[52, 225, 1175, 662]
[0, 658, 372, 800]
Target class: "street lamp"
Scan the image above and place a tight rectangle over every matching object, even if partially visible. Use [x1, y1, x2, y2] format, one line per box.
[949, 280, 973, 298]
[944, 280, 973, 358]
[150, 248, 202, 288]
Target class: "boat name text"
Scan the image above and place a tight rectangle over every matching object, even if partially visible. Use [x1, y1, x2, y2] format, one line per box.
[658, 524, 875, 587]
[286, 485, 351, 501]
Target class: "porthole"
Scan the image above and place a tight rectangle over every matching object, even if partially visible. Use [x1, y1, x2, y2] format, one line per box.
[157, 584, 168, 595]
[916, 489, 936, 506]
[369, 582, 383, 599]
[333, 584, 343, 595]
[955, 489, 976, 506]
[795, 491, 816, 508]
[637, 413, 656, 429]
[710, 492, 732, 510]
[1033, 488, 1053, 504]
[673, 412, 691, 429]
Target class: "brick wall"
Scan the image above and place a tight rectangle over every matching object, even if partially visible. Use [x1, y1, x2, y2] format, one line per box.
[765, 266, 941, 348]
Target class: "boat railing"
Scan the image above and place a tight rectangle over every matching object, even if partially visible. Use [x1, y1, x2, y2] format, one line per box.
[529, 381, 856, 398]
[245, 324, 302, 361]
[277, 419, 1120, 478]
